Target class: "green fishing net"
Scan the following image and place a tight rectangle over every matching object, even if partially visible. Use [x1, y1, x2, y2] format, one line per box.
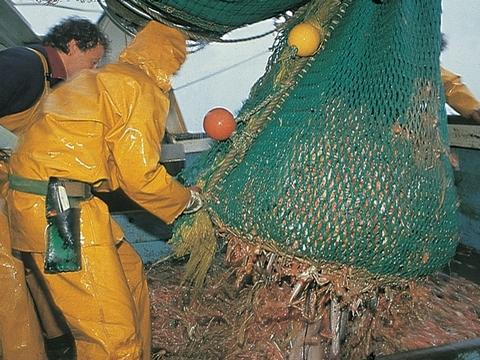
[103, 0, 310, 39]
[176, 0, 459, 281]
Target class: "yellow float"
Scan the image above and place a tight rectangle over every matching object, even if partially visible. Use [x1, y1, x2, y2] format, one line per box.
[287, 22, 323, 57]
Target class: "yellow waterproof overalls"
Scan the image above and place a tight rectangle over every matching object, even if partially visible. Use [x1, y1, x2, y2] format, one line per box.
[6, 22, 191, 359]
[0, 48, 54, 360]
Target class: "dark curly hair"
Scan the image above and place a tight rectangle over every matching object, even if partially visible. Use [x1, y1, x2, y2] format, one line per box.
[42, 16, 109, 54]
[441, 32, 448, 52]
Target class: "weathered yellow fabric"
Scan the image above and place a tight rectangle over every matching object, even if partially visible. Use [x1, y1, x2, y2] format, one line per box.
[0, 208, 46, 360]
[119, 21, 187, 93]
[7, 21, 189, 358]
[27, 240, 151, 360]
[0, 56, 49, 359]
[441, 66, 480, 118]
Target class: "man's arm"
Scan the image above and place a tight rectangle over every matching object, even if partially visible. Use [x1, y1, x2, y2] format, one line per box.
[104, 72, 191, 224]
[441, 66, 480, 122]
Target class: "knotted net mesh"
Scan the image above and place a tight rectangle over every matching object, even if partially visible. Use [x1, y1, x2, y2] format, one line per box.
[103, 0, 310, 39]
[176, 0, 459, 281]
[127, 0, 308, 34]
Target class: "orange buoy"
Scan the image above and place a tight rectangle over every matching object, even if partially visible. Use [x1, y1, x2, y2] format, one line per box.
[287, 22, 323, 57]
[203, 107, 236, 141]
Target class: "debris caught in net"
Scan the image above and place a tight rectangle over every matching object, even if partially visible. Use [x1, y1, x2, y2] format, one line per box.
[148, 253, 480, 359]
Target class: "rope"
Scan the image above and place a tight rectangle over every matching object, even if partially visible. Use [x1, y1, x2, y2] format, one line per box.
[203, 0, 346, 192]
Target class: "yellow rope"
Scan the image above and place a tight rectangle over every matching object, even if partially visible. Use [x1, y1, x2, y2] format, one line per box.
[172, 209, 217, 287]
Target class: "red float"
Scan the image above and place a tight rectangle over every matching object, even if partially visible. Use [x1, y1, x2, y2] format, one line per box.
[203, 107, 236, 140]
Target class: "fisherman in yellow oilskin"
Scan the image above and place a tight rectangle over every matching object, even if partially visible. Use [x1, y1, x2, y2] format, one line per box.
[440, 33, 480, 122]
[441, 66, 480, 122]
[0, 17, 108, 360]
[6, 21, 201, 359]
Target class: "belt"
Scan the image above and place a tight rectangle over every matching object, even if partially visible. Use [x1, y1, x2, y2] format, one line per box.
[9, 174, 92, 199]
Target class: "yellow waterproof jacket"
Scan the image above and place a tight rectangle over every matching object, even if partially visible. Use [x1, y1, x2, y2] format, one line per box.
[441, 66, 480, 118]
[8, 22, 190, 252]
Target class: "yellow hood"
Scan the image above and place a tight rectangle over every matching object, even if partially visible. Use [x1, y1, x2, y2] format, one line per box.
[119, 21, 187, 92]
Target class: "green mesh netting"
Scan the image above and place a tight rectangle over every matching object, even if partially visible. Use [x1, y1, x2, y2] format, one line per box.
[143, 0, 308, 33]
[106, 0, 310, 39]
[175, 0, 459, 281]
